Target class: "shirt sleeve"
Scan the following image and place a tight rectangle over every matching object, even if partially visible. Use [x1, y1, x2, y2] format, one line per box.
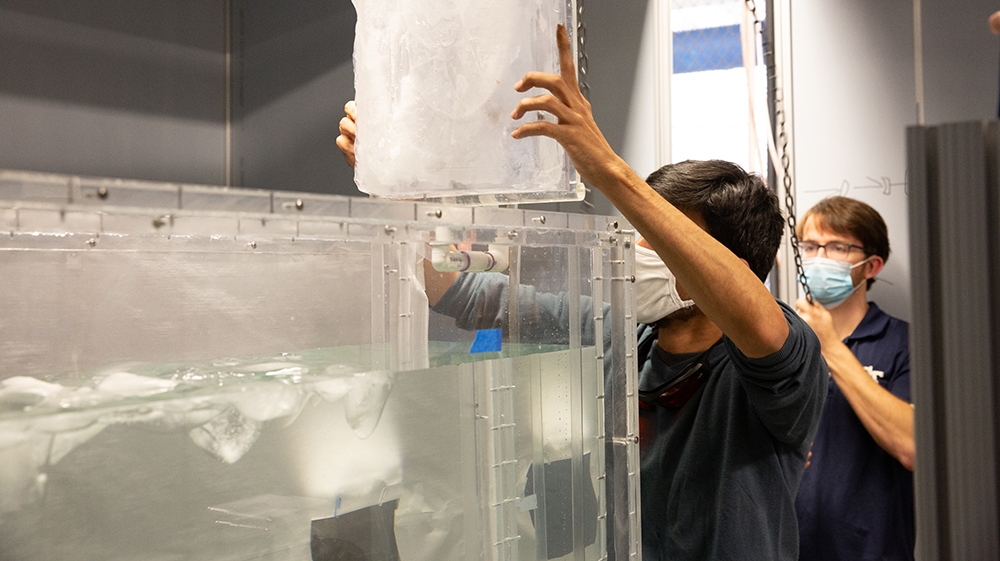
[723, 300, 829, 445]
[431, 272, 609, 347]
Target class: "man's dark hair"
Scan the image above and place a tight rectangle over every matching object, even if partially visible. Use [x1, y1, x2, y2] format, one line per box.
[645, 160, 783, 282]
[796, 196, 890, 289]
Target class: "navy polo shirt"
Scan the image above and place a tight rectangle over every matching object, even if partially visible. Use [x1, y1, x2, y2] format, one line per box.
[796, 302, 914, 561]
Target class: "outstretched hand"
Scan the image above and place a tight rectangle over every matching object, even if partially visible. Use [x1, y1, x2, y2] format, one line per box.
[510, 25, 627, 188]
[336, 100, 358, 168]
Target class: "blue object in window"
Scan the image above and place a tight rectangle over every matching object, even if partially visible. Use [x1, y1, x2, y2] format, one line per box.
[673, 24, 743, 74]
[470, 328, 503, 354]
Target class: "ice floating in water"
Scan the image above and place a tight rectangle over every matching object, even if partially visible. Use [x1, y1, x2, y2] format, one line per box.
[230, 382, 307, 423]
[0, 351, 399, 507]
[344, 371, 394, 439]
[96, 371, 178, 397]
[188, 407, 264, 464]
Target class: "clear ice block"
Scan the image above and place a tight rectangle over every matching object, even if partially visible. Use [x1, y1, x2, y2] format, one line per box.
[351, 0, 584, 203]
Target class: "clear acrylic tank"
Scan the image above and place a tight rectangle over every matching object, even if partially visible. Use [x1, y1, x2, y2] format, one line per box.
[0, 170, 640, 561]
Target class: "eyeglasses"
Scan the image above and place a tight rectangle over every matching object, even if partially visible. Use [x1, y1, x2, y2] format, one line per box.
[638, 361, 706, 410]
[798, 241, 866, 261]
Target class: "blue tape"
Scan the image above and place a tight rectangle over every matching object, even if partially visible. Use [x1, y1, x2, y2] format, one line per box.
[470, 328, 503, 354]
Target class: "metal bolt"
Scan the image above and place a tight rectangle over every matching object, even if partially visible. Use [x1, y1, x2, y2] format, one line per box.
[295, 199, 304, 210]
[624, 240, 631, 249]
[507, 230, 518, 240]
[86, 238, 97, 247]
[532, 215, 546, 225]
[384, 225, 397, 235]
[97, 187, 108, 199]
[427, 209, 443, 218]
[247, 241, 257, 249]
[629, 275, 635, 283]
[611, 220, 619, 230]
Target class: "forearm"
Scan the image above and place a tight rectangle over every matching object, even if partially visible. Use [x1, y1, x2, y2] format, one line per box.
[823, 341, 915, 470]
[591, 162, 788, 358]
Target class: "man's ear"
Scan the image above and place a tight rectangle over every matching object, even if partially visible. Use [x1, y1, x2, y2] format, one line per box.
[864, 256, 885, 280]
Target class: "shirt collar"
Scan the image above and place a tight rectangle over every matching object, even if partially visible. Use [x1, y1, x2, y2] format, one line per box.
[844, 301, 891, 342]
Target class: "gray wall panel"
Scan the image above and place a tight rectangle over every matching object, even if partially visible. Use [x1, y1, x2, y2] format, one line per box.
[909, 121, 1000, 561]
[231, 0, 358, 195]
[0, 0, 226, 185]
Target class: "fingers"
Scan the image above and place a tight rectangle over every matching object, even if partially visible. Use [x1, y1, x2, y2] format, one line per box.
[337, 101, 358, 168]
[511, 120, 562, 141]
[339, 115, 356, 139]
[555, 24, 580, 92]
[511, 92, 575, 123]
[335, 134, 356, 168]
[512, 26, 583, 109]
[795, 298, 811, 314]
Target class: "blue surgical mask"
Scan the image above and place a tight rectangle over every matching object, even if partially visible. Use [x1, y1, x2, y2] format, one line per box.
[802, 256, 872, 308]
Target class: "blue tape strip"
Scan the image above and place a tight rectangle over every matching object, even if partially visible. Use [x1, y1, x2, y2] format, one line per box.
[470, 328, 503, 354]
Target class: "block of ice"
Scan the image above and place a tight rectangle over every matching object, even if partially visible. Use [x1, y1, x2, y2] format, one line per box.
[188, 407, 264, 464]
[344, 371, 393, 439]
[96, 371, 178, 397]
[228, 382, 307, 423]
[352, 0, 576, 200]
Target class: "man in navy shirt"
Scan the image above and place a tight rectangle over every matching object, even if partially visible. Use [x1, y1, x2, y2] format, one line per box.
[794, 196, 914, 560]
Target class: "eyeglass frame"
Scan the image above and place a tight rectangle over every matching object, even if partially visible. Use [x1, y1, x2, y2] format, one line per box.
[797, 240, 868, 261]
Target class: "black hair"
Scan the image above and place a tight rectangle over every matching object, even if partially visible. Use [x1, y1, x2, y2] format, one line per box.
[645, 160, 783, 282]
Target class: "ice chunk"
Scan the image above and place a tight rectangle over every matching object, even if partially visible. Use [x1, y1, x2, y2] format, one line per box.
[313, 377, 353, 402]
[0, 426, 50, 514]
[228, 383, 306, 422]
[344, 371, 394, 439]
[0, 376, 66, 410]
[352, 0, 573, 199]
[188, 407, 263, 464]
[96, 372, 178, 397]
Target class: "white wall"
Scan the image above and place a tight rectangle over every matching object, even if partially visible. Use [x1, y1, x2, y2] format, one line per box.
[788, 0, 999, 322]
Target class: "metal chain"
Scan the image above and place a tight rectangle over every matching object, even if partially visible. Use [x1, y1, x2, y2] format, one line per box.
[575, 0, 596, 211]
[745, 0, 812, 302]
[577, 0, 590, 99]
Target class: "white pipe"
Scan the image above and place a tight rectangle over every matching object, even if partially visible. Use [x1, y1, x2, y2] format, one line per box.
[429, 245, 508, 273]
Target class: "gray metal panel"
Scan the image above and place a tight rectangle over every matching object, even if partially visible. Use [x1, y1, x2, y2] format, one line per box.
[907, 124, 944, 561]
[0, 1, 226, 185]
[910, 121, 1000, 560]
[936, 122, 999, 560]
[230, 0, 358, 196]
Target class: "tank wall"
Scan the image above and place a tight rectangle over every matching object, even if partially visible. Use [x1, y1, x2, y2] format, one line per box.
[0, 171, 639, 561]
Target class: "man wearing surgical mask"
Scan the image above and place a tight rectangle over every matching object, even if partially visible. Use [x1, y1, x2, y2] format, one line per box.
[794, 196, 914, 561]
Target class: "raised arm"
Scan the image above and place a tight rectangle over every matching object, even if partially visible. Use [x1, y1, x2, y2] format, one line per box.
[510, 26, 787, 358]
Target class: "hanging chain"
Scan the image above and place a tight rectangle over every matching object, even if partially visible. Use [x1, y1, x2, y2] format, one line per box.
[745, 0, 812, 303]
[577, 0, 590, 99]
[575, 0, 596, 210]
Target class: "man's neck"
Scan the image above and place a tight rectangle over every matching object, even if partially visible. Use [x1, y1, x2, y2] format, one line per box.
[829, 289, 870, 340]
[655, 311, 723, 354]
